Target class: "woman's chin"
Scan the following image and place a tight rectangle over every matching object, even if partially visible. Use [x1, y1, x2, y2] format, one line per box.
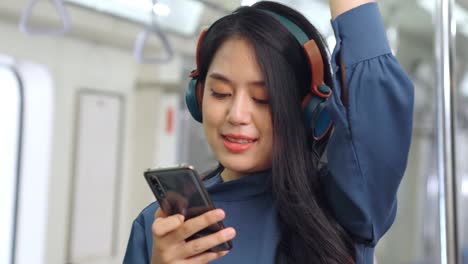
[219, 156, 270, 177]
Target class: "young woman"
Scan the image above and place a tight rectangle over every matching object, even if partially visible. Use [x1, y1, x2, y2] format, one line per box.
[124, 1, 414, 263]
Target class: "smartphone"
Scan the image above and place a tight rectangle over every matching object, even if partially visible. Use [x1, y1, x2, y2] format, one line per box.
[144, 164, 232, 251]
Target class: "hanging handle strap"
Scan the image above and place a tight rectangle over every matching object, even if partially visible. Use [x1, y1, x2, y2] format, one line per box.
[19, 0, 70, 36]
[133, 23, 174, 64]
[133, 0, 174, 64]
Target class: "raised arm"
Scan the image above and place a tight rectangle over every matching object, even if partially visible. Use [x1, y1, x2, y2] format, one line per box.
[330, 0, 376, 19]
[321, 2, 414, 248]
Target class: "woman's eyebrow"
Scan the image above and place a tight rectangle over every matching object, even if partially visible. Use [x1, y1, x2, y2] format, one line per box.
[208, 72, 265, 87]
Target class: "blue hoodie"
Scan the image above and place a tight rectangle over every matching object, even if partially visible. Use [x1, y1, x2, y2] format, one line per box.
[123, 3, 414, 264]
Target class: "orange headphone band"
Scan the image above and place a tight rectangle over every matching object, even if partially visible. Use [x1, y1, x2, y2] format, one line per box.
[190, 24, 330, 109]
[189, 28, 209, 79]
[189, 28, 209, 108]
[303, 39, 330, 99]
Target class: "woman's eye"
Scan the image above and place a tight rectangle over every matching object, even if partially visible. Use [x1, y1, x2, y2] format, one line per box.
[210, 89, 230, 99]
[254, 98, 269, 105]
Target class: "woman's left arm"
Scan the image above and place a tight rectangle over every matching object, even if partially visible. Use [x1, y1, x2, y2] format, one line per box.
[322, 2, 414, 246]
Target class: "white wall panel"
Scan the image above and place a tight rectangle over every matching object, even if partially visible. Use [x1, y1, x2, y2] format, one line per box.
[68, 91, 123, 263]
[154, 92, 179, 167]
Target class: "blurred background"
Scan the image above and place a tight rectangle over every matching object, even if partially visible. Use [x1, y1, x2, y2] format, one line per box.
[1, 0, 467, 263]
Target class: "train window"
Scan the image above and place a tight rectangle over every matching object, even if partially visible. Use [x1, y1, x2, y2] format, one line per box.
[0, 63, 22, 264]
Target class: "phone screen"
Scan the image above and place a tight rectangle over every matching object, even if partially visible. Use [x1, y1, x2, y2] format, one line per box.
[145, 166, 232, 251]
[151, 168, 212, 218]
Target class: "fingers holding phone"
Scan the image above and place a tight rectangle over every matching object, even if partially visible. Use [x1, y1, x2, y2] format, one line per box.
[151, 208, 236, 264]
[145, 166, 233, 249]
[152, 209, 184, 237]
[145, 165, 234, 263]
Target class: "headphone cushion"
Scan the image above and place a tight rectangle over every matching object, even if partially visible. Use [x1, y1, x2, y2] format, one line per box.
[185, 78, 203, 123]
[313, 105, 332, 140]
[303, 96, 332, 140]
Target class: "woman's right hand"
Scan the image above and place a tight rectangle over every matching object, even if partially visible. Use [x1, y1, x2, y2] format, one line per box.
[151, 208, 235, 264]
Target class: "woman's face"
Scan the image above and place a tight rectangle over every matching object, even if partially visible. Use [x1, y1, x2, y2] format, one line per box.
[202, 37, 273, 181]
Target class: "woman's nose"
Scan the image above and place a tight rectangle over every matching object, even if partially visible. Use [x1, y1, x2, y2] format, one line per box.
[227, 94, 252, 125]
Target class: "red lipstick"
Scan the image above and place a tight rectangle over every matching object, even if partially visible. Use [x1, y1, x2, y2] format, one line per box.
[222, 134, 257, 153]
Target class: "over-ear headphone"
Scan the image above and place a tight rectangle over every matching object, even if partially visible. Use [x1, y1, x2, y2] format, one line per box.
[185, 9, 333, 141]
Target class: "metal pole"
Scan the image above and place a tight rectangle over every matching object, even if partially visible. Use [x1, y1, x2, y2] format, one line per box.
[435, 0, 459, 262]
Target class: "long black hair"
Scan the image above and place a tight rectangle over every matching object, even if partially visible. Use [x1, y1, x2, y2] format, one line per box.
[197, 1, 356, 263]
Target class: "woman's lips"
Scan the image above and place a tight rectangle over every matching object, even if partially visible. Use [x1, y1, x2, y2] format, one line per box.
[222, 134, 257, 153]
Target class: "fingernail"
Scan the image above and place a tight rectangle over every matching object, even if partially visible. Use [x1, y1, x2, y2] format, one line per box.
[214, 209, 225, 219]
[223, 228, 235, 238]
[178, 214, 185, 222]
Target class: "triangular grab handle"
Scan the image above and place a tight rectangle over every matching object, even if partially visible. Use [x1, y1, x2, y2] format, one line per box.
[133, 23, 174, 64]
[19, 0, 70, 36]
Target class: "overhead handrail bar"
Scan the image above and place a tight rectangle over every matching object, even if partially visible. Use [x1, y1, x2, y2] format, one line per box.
[133, 0, 174, 64]
[19, 0, 70, 36]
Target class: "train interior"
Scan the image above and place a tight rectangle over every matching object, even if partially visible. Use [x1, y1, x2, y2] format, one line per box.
[1, 0, 468, 263]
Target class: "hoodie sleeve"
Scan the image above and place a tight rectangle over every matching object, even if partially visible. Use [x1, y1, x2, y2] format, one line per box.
[322, 2, 414, 246]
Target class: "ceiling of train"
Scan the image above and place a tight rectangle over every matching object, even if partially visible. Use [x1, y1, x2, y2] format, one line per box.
[1, 0, 468, 116]
[1, 0, 466, 55]
[60, 0, 468, 37]
[56, 0, 468, 103]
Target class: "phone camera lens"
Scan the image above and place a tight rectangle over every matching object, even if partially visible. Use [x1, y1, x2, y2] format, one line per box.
[150, 177, 165, 197]
[150, 177, 158, 186]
